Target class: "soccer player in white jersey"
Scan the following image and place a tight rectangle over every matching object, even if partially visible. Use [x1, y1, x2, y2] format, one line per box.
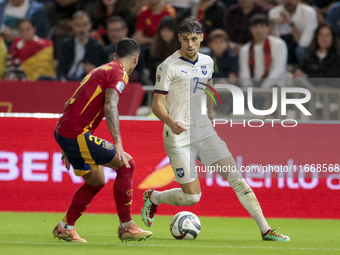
[141, 16, 290, 241]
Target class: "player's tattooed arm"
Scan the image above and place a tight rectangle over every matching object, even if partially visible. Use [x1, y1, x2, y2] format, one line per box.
[104, 88, 121, 143]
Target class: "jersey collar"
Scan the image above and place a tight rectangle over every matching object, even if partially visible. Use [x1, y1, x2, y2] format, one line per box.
[178, 52, 199, 65]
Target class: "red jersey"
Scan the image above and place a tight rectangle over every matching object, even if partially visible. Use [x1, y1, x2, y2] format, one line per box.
[55, 61, 129, 138]
[136, 4, 176, 38]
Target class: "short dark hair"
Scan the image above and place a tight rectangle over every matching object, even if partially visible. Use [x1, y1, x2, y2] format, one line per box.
[18, 18, 35, 28]
[72, 10, 90, 21]
[178, 16, 202, 34]
[106, 16, 127, 29]
[115, 38, 140, 57]
[208, 29, 229, 43]
[249, 14, 269, 27]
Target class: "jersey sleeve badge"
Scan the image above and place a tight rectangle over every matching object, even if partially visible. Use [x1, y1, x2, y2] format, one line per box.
[116, 81, 125, 93]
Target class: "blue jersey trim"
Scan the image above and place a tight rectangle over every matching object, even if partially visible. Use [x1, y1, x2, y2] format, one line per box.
[154, 90, 169, 94]
[179, 55, 199, 65]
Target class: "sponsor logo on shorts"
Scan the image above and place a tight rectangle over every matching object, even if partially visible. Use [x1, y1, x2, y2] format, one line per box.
[102, 141, 114, 150]
[176, 168, 185, 178]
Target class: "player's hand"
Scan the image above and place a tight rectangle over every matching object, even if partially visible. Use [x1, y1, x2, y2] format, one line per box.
[208, 110, 214, 121]
[115, 141, 131, 168]
[61, 150, 70, 171]
[171, 121, 187, 135]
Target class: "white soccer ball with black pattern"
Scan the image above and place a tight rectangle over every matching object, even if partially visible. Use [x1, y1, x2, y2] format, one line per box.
[170, 211, 201, 240]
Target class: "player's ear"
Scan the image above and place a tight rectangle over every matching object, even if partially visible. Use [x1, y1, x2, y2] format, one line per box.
[113, 53, 117, 60]
[134, 54, 139, 65]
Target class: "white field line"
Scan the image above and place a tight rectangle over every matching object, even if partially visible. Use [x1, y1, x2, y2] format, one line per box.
[0, 241, 339, 251]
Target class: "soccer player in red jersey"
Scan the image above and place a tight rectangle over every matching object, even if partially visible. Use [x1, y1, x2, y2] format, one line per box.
[52, 38, 152, 242]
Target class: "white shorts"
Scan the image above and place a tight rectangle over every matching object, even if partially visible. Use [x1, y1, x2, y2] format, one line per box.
[164, 134, 231, 184]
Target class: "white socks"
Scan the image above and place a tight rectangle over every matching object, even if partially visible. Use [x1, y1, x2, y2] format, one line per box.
[60, 221, 74, 230]
[120, 220, 133, 229]
[226, 172, 270, 234]
[151, 188, 201, 206]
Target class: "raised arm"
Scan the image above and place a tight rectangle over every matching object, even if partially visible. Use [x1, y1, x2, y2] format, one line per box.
[152, 93, 187, 135]
[104, 88, 130, 167]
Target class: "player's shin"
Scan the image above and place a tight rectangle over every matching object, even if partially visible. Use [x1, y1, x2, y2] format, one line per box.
[63, 183, 104, 228]
[114, 159, 135, 224]
[154, 188, 201, 206]
[226, 172, 270, 234]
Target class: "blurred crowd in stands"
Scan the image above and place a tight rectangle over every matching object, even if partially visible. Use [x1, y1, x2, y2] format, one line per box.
[1, 0, 340, 91]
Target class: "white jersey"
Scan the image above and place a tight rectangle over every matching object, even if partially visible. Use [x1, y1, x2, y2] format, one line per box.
[154, 50, 218, 147]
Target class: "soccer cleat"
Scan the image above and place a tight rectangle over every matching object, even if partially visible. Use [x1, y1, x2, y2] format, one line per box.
[118, 222, 152, 242]
[262, 229, 290, 241]
[52, 223, 87, 243]
[141, 189, 158, 227]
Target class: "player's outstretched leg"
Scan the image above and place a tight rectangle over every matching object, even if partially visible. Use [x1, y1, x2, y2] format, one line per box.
[52, 167, 105, 242]
[141, 183, 201, 227]
[108, 157, 152, 241]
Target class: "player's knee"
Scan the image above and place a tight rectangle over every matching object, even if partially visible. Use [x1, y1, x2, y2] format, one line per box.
[182, 192, 201, 205]
[227, 176, 251, 197]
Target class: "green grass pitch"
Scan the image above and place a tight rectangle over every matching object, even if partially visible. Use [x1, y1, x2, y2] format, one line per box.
[0, 212, 339, 255]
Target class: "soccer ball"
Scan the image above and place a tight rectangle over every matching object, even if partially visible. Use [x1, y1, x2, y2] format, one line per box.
[170, 211, 201, 240]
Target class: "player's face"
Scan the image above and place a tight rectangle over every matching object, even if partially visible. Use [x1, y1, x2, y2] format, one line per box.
[178, 32, 203, 61]
[18, 21, 36, 43]
[249, 23, 270, 43]
[107, 21, 128, 45]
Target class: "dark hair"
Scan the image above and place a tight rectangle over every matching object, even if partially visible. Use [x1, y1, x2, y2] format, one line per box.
[94, 0, 126, 21]
[151, 16, 180, 58]
[249, 14, 269, 27]
[106, 15, 127, 29]
[18, 18, 35, 28]
[208, 29, 229, 43]
[72, 10, 90, 21]
[115, 38, 140, 57]
[311, 23, 339, 52]
[178, 16, 202, 34]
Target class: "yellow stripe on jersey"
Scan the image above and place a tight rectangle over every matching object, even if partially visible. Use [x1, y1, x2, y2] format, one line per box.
[79, 85, 103, 116]
[77, 131, 96, 166]
[83, 110, 102, 133]
[123, 72, 129, 84]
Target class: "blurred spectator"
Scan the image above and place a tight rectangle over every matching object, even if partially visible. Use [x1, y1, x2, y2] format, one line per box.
[257, 0, 281, 10]
[326, 1, 340, 35]
[148, 16, 179, 83]
[0, 35, 6, 78]
[103, 15, 145, 83]
[305, 0, 336, 23]
[5, 19, 55, 80]
[57, 10, 107, 81]
[207, 29, 238, 80]
[182, 0, 226, 38]
[91, 0, 134, 44]
[220, 0, 238, 9]
[294, 23, 340, 79]
[239, 14, 287, 88]
[225, 0, 268, 55]
[269, 0, 317, 65]
[133, 0, 176, 46]
[164, 0, 191, 21]
[0, 0, 46, 47]
[104, 16, 128, 60]
[45, 0, 82, 32]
